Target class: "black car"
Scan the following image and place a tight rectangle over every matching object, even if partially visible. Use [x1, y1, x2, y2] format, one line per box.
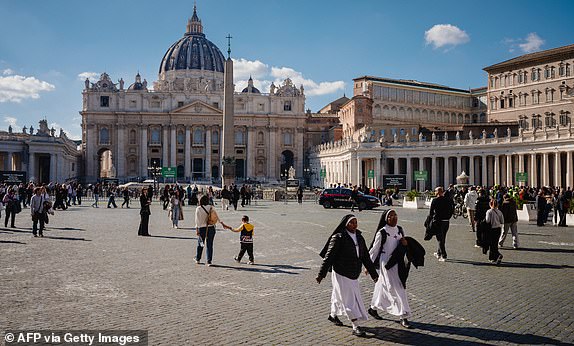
[319, 188, 380, 210]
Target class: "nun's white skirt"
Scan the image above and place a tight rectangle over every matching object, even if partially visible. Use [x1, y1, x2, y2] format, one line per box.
[330, 271, 369, 321]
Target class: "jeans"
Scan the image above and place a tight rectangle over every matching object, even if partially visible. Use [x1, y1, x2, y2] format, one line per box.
[171, 205, 180, 226]
[435, 220, 450, 259]
[196, 226, 216, 263]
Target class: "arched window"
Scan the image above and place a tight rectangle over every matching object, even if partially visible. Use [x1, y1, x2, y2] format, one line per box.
[177, 130, 184, 145]
[212, 131, 219, 145]
[129, 129, 136, 144]
[235, 130, 245, 145]
[99, 127, 110, 145]
[193, 127, 204, 145]
[283, 131, 293, 146]
[257, 131, 264, 145]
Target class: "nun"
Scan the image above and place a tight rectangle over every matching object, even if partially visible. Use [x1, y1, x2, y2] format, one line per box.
[316, 214, 379, 337]
[367, 209, 413, 328]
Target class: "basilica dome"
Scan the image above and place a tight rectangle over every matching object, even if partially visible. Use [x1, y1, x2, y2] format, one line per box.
[159, 6, 225, 74]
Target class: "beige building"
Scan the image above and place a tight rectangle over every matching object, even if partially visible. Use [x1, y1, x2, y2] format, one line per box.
[484, 44, 574, 128]
[81, 6, 307, 184]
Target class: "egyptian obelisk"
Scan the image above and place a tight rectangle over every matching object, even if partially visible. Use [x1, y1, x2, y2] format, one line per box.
[221, 35, 235, 187]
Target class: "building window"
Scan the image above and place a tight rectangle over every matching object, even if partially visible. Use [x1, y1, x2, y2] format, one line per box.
[283, 132, 293, 146]
[518, 116, 529, 130]
[411, 128, 417, 136]
[72, 163, 75, 172]
[177, 131, 184, 145]
[212, 131, 219, 145]
[99, 127, 110, 145]
[212, 102, 219, 109]
[560, 112, 571, 126]
[399, 128, 405, 136]
[257, 103, 264, 111]
[545, 113, 556, 128]
[235, 130, 245, 145]
[391, 128, 397, 137]
[100, 96, 110, 107]
[178, 101, 184, 107]
[193, 128, 204, 145]
[380, 129, 385, 137]
[490, 77, 495, 88]
[500, 98, 505, 109]
[532, 115, 542, 129]
[129, 130, 136, 144]
[518, 72, 523, 84]
[257, 131, 264, 145]
[284, 101, 292, 111]
[150, 129, 161, 144]
[129, 100, 137, 109]
[151, 101, 160, 108]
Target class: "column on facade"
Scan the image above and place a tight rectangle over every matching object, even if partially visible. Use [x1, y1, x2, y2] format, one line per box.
[5, 152, 13, 170]
[350, 154, 358, 185]
[456, 156, 462, 176]
[184, 126, 191, 178]
[162, 126, 169, 167]
[245, 127, 254, 179]
[28, 151, 36, 182]
[268, 127, 277, 180]
[393, 157, 399, 175]
[530, 153, 537, 188]
[542, 153, 549, 186]
[494, 155, 500, 185]
[296, 129, 304, 178]
[170, 125, 176, 167]
[444, 156, 450, 187]
[357, 157, 363, 187]
[506, 154, 513, 187]
[431, 156, 437, 188]
[116, 125, 125, 178]
[205, 128, 212, 179]
[374, 157, 381, 188]
[86, 125, 95, 180]
[555, 151, 561, 188]
[140, 126, 148, 177]
[567, 151, 573, 189]
[518, 154, 525, 176]
[406, 156, 412, 191]
[481, 155, 487, 187]
[469, 156, 475, 185]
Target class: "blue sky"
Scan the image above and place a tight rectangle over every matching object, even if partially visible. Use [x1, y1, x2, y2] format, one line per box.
[1, 0, 573, 139]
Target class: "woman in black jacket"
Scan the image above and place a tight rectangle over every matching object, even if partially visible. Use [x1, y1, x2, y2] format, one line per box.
[138, 187, 151, 236]
[474, 189, 491, 247]
[316, 214, 378, 337]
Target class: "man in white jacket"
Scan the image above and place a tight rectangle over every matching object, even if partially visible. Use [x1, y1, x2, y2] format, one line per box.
[464, 186, 478, 232]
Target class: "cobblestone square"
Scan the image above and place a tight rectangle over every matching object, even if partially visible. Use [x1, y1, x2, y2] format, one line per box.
[1, 200, 573, 345]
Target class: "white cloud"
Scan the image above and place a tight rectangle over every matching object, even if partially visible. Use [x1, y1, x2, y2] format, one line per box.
[519, 33, 544, 53]
[2, 69, 14, 75]
[78, 71, 100, 81]
[0, 75, 55, 103]
[232, 58, 345, 97]
[425, 24, 470, 49]
[3, 116, 21, 132]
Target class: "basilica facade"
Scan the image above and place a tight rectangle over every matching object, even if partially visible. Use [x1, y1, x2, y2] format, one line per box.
[81, 7, 307, 184]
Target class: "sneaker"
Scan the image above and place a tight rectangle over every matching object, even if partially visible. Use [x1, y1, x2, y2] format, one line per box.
[438, 257, 446, 262]
[496, 254, 503, 265]
[33, 234, 38, 238]
[433, 252, 440, 259]
[194, 259, 201, 264]
[474, 245, 481, 248]
[327, 315, 343, 326]
[368, 307, 383, 320]
[234, 256, 241, 263]
[174, 225, 178, 229]
[206, 262, 212, 267]
[248, 261, 254, 265]
[352, 327, 366, 337]
[513, 245, 519, 249]
[400, 318, 412, 329]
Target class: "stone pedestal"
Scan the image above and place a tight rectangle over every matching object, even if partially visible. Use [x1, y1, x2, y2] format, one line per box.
[222, 160, 235, 187]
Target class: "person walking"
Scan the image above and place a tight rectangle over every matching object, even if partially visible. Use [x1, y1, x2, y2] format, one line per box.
[3, 189, 19, 228]
[225, 215, 255, 264]
[536, 190, 547, 226]
[30, 187, 46, 237]
[464, 186, 478, 232]
[297, 186, 303, 204]
[169, 190, 183, 228]
[138, 187, 151, 237]
[499, 194, 520, 249]
[91, 183, 100, 208]
[195, 195, 225, 266]
[107, 186, 117, 208]
[367, 209, 413, 328]
[316, 214, 379, 337]
[486, 199, 504, 264]
[428, 186, 454, 262]
[350, 185, 362, 212]
[474, 189, 491, 248]
[558, 191, 569, 227]
[121, 187, 130, 208]
[221, 185, 230, 211]
[232, 185, 240, 211]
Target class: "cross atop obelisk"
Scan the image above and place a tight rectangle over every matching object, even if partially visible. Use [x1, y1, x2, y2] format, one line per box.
[226, 34, 232, 59]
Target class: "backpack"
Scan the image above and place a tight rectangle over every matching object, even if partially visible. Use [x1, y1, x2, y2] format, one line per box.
[201, 205, 218, 225]
[369, 225, 404, 269]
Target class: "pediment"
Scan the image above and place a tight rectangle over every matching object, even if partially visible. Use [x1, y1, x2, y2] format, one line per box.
[172, 100, 223, 115]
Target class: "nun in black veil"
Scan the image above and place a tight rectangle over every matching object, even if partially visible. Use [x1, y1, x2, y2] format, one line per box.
[316, 214, 379, 337]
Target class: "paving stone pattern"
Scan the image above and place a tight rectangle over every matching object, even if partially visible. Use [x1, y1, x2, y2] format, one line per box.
[0, 200, 573, 345]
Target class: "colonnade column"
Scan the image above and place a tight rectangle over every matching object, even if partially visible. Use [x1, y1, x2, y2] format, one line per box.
[268, 127, 277, 180]
[518, 154, 524, 175]
[469, 156, 475, 185]
[296, 128, 304, 178]
[28, 151, 36, 182]
[493, 155, 500, 185]
[530, 153, 537, 188]
[374, 157, 381, 188]
[567, 151, 573, 189]
[444, 157, 450, 187]
[162, 126, 169, 167]
[170, 125, 176, 167]
[357, 157, 362, 187]
[431, 156, 437, 188]
[86, 125, 95, 180]
[205, 128, 212, 179]
[481, 155, 487, 187]
[6, 152, 13, 170]
[350, 155, 358, 185]
[406, 157, 412, 191]
[506, 154, 513, 187]
[542, 153, 549, 186]
[456, 156, 462, 176]
[393, 158, 399, 175]
[140, 127, 148, 178]
[184, 126, 191, 178]
[50, 154, 57, 182]
[554, 152, 561, 187]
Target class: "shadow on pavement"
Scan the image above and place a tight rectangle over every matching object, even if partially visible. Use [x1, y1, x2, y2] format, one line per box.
[49, 227, 87, 232]
[149, 235, 196, 240]
[520, 233, 553, 237]
[400, 321, 569, 345]
[364, 325, 489, 345]
[0, 240, 26, 244]
[42, 236, 91, 241]
[209, 263, 305, 275]
[513, 247, 574, 254]
[448, 258, 573, 269]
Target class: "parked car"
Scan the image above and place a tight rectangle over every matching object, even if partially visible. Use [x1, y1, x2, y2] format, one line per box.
[318, 188, 380, 210]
